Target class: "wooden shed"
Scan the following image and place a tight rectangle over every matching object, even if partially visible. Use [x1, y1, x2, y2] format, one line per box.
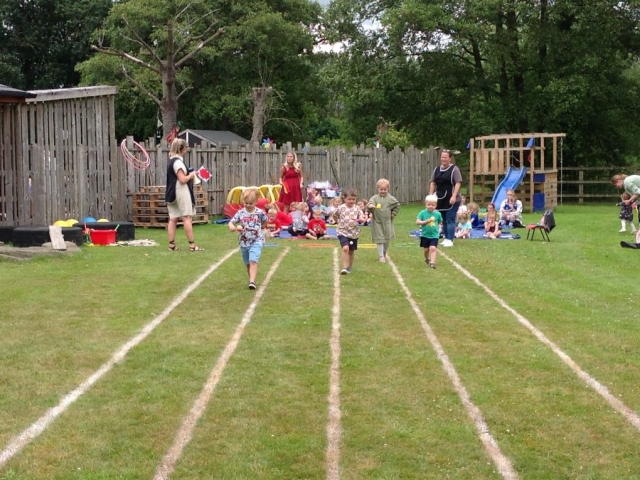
[0, 86, 123, 226]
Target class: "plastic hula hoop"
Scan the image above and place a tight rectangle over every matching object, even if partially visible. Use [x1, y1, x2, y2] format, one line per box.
[121, 139, 151, 170]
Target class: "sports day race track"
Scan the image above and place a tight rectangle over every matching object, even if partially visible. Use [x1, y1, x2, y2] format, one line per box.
[2, 241, 640, 479]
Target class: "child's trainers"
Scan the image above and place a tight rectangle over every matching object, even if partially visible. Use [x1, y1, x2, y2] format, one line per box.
[340, 268, 348, 275]
[248, 282, 256, 290]
[346, 267, 352, 274]
[430, 263, 437, 269]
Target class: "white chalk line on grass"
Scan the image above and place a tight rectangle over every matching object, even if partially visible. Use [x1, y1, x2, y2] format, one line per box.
[326, 248, 342, 480]
[0, 249, 238, 470]
[387, 256, 519, 480]
[153, 247, 290, 480]
[440, 251, 640, 433]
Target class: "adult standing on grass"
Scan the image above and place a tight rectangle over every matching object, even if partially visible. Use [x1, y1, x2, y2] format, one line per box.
[279, 151, 304, 213]
[612, 174, 640, 205]
[612, 174, 640, 248]
[429, 149, 462, 247]
[165, 138, 202, 251]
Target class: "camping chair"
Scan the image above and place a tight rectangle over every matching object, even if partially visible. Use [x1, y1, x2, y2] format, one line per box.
[526, 210, 555, 241]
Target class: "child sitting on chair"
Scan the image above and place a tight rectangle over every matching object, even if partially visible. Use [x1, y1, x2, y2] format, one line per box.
[455, 211, 472, 238]
[618, 192, 637, 233]
[484, 210, 502, 239]
[467, 202, 480, 227]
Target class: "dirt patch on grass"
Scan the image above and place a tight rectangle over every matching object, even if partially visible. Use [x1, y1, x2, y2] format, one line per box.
[0, 242, 82, 261]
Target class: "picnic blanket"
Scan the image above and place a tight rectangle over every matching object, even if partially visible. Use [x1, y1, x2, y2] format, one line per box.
[409, 227, 520, 240]
[279, 226, 338, 239]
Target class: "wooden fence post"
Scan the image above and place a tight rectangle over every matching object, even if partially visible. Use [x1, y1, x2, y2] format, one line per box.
[578, 169, 584, 204]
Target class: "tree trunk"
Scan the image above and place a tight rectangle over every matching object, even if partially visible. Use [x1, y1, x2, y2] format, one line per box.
[250, 86, 273, 144]
[161, 67, 178, 138]
[162, 20, 178, 138]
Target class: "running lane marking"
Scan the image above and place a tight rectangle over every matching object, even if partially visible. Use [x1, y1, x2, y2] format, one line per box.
[0, 249, 237, 469]
[387, 256, 519, 480]
[326, 248, 342, 480]
[154, 247, 290, 480]
[441, 251, 640, 432]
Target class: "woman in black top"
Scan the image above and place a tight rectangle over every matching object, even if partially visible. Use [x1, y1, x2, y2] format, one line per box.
[429, 149, 462, 247]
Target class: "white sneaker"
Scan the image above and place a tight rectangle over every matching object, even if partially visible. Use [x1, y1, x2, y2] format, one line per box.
[619, 228, 627, 233]
[442, 239, 454, 247]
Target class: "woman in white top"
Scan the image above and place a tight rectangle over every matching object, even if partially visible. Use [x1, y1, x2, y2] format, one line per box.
[165, 138, 202, 251]
[499, 189, 523, 227]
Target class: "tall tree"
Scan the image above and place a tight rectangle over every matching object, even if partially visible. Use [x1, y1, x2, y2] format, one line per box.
[325, 0, 640, 164]
[80, 0, 323, 143]
[89, 0, 226, 137]
[0, 0, 111, 89]
[181, 1, 323, 144]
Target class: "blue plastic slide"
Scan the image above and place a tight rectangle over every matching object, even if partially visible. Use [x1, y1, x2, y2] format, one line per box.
[491, 166, 527, 208]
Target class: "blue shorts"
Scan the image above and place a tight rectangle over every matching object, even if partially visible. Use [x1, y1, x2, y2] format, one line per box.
[240, 243, 263, 265]
[420, 237, 439, 248]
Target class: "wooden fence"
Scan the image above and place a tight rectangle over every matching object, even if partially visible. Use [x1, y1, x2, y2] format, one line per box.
[123, 140, 439, 218]
[0, 86, 120, 226]
[559, 166, 640, 203]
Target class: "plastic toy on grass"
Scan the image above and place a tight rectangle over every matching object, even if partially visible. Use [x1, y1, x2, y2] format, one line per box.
[223, 185, 283, 218]
[89, 229, 117, 245]
[224, 186, 246, 218]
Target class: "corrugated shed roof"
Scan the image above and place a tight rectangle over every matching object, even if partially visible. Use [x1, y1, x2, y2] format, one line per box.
[0, 84, 37, 98]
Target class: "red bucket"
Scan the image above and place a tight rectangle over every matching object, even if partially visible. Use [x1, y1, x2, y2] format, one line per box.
[90, 229, 117, 245]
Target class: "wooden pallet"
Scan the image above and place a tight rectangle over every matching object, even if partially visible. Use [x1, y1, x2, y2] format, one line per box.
[133, 185, 208, 227]
[134, 206, 207, 216]
[133, 214, 209, 228]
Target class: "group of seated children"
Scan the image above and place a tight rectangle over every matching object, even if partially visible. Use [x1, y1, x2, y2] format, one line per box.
[452, 189, 524, 240]
[287, 201, 328, 239]
[263, 194, 372, 239]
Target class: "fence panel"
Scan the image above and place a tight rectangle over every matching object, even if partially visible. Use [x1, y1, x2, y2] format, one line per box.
[117, 142, 438, 217]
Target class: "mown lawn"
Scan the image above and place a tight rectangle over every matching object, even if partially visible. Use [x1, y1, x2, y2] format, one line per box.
[1, 204, 640, 479]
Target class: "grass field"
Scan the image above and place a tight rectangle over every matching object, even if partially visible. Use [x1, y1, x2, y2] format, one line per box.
[1, 204, 640, 479]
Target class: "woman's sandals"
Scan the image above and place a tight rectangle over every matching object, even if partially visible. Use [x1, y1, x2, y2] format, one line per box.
[189, 241, 203, 251]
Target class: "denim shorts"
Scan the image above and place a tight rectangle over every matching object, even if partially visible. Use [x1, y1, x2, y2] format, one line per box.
[240, 243, 263, 265]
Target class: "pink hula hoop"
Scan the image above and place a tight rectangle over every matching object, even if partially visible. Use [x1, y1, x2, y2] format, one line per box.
[120, 139, 151, 170]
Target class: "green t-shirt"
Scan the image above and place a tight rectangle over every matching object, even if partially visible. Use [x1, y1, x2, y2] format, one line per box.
[417, 209, 442, 238]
